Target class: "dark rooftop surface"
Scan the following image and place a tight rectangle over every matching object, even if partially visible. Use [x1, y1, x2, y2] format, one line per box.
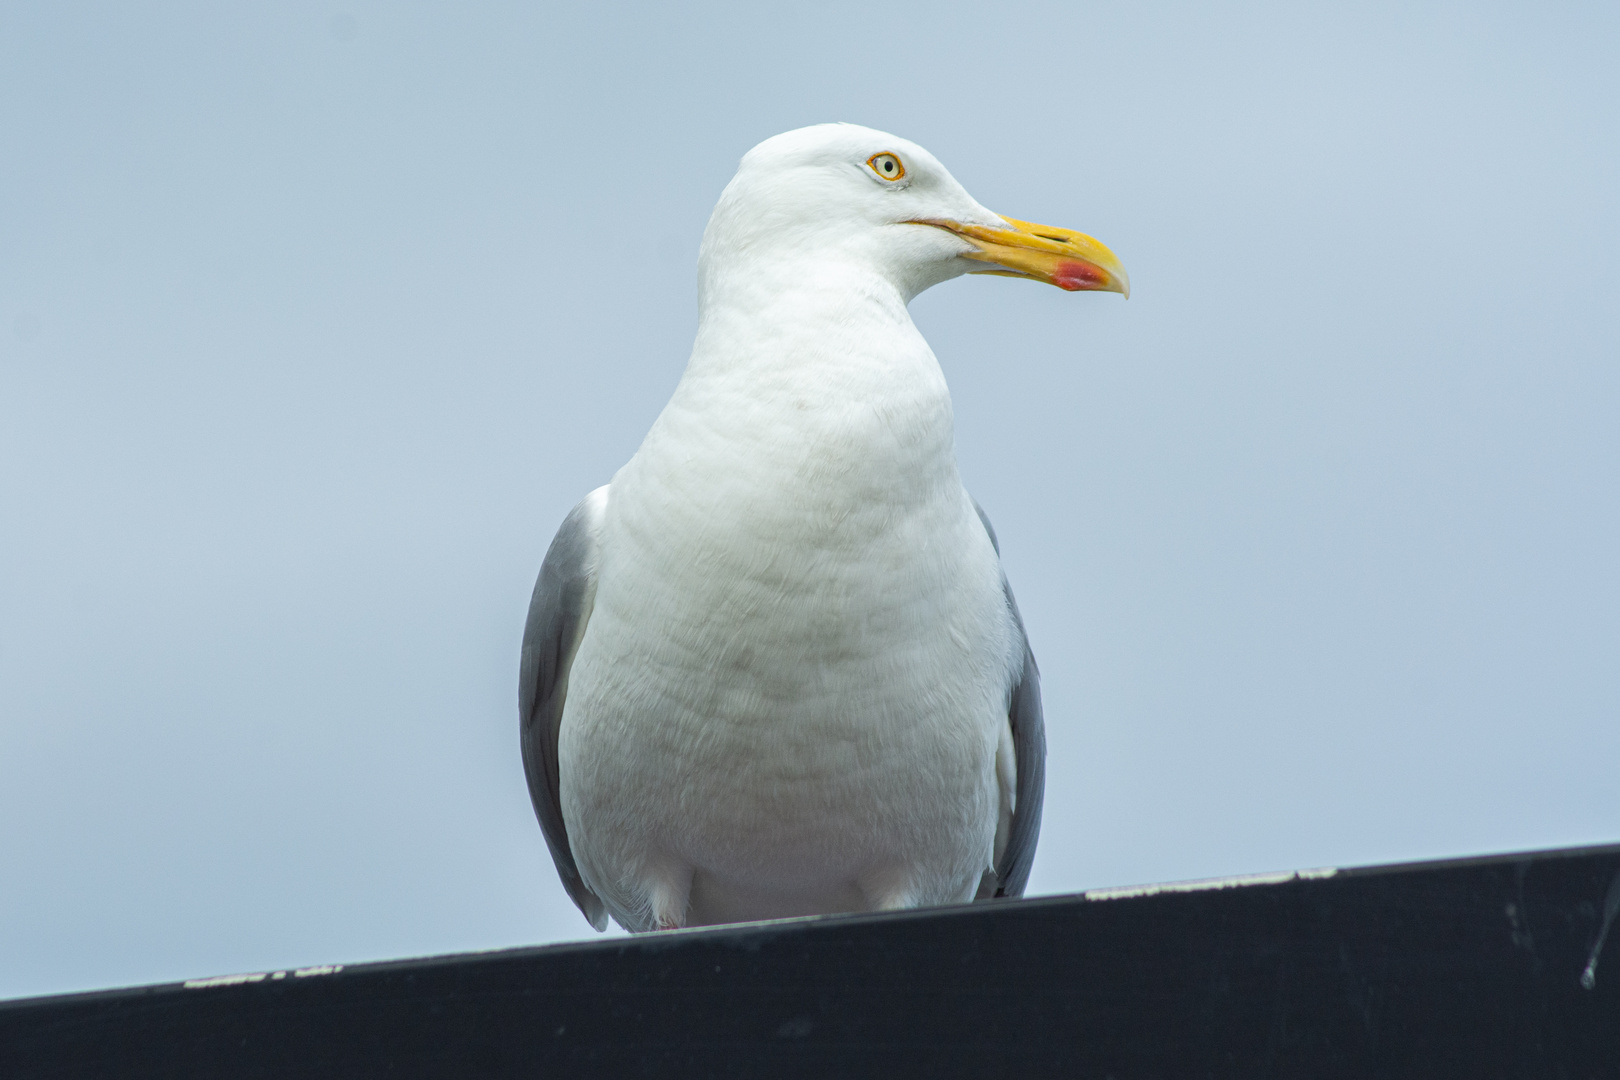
[4, 841, 1618, 1078]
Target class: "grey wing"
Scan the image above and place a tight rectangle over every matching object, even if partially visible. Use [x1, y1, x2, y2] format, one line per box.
[974, 500, 1047, 900]
[519, 485, 610, 931]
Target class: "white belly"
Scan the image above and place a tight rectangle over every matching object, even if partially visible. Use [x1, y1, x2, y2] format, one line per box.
[557, 456, 1020, 930]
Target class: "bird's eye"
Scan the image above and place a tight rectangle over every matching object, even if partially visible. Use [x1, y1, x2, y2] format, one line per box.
[867, 152, 905, 181]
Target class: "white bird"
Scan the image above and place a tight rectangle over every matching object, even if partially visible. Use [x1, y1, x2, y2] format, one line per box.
[520, 124, 1127, 933]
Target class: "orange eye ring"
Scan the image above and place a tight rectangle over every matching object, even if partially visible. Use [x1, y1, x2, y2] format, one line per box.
[867, 152, 906, 181]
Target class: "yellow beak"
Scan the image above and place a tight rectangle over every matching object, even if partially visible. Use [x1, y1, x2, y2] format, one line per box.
[911, 215, 1129, 297]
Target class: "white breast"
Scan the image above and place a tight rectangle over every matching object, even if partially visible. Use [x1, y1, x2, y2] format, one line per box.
[557, 263, 1022, 931]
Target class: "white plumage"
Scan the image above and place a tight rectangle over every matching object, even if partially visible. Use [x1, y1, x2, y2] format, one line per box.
[519, 124, 1126, 932]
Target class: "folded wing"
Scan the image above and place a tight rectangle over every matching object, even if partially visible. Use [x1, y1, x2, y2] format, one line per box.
[518, 486, 611, 930]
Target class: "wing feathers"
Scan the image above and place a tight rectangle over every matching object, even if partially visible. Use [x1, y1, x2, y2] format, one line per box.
[973, 499, 1047, 900]
[519, 486, 610, 930]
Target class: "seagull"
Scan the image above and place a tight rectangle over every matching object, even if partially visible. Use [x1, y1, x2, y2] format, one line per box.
[520, 123, 1127, 932]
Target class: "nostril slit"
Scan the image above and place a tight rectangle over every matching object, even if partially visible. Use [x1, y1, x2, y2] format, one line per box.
[1035, 234, 1069, 243]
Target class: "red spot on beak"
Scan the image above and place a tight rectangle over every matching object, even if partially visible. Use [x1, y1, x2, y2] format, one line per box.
[1052, 259, 1107, 292]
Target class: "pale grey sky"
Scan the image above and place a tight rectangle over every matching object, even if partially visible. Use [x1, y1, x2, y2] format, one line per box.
[2, 2, 1617, 1000]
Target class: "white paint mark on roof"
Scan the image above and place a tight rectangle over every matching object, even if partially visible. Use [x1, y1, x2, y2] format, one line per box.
[183, 972, 269, 989]
[1084, 866, 1338, 903]
[182, 963, 343, 989]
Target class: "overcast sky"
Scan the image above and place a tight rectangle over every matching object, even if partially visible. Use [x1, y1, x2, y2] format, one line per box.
[3, 2, 1617, 1000]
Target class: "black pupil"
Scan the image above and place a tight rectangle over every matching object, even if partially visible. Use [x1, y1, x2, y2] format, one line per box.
[883, 159, 893, 172]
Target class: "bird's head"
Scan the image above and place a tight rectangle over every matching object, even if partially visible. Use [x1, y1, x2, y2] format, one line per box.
[699, 123, 1128, 304]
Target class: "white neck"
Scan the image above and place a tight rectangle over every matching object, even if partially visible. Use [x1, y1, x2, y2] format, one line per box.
[639, 253, 958, 518]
